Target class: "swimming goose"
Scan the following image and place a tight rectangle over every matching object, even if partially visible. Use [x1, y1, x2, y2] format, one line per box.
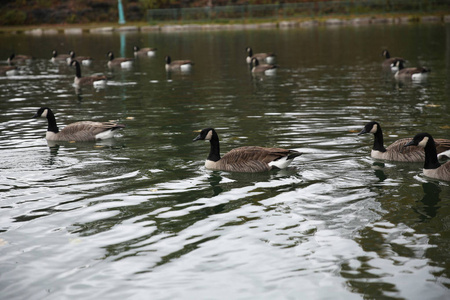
[133, 46, 157, 57]
[405, 133, 450, 181]
[381, 50, 405, 72]
[0, 64, 18, 76]
[251, 58, 277, 75]
[7, 54, 33, 64]
[193, 128, 302, 172]
[165, 56, 193, 72]
[394, 60, 430, 80]
[70, 60, 107, 88]
[358, 121, 450, 162]
[51, 50, 70, 63]
[246, 47, 276, 65]
[33, 107, 125, 142]
[107, 51, 133, 68]
[67, 50, 93, 66]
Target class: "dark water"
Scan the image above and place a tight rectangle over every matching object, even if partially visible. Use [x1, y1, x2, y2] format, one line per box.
[0, 23, 449, 299]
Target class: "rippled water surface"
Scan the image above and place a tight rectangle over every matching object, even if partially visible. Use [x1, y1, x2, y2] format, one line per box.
[1, 23, 450, 299]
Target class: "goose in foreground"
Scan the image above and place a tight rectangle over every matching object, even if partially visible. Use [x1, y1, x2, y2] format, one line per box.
[70, 60, 107, 88]
[7, 53, 33, 64]
[33, 107, 125, 142]
[358, 121, 450, 162]
[0, 64, 18, 76]
[405, 133, 450, 181]
[165, 56, 193, 72]
[51, 50, 70, 63]
[251, 58, 277, 75]
[381, 49, 405, 72]
[246, 47, 276, 65]
[133, 46, 157, 57]
[107, 51, 134, 68]
[394, 60, 430, 81]
[67, 50, 93, 66]
[193, 128, 302, 172]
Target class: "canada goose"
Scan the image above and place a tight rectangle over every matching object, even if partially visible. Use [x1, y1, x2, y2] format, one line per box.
[67, 50, 93, 66]
[133, 46, 157, 57]
[381, 50, 405, 72]
[394, 60, 430, 80]
[165, 56, 193, 72]
[251, 58, 277, 75]
[0, 65, 18, 76]
[246, 47, 276, 65]
[33, 107, 125, 142]
[107, 51, 133, 68]
[193, 128, 302, 172]
[7, 53, 33, 64]
[51, 50, 70, 63]
[70, 60, 107, 88]
[405, 133, 450, 181]
[358, 121, 450, 162]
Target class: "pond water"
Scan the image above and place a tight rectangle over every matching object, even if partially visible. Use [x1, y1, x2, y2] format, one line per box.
[0, 23, 449, 299]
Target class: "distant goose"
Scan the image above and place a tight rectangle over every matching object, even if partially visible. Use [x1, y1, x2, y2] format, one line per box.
[107, 51, 133, 68]
[251, 58, 277, 75]
[193, 128, 302, 172]
[51, 50, 70, 62]
[70, 60, 107, 88]
[405, 133, 450, 181]
[165, 56, 193, 72]
[67, 50, 93, 66]
[381, 49, 405, 72]
[33, 107, 125, 142]
[246, 47, 276, 65]
[7, 53, 33, 64]
[0, 65, 18, 76]
[394, 60, 430, 80]
[358, 121, 450, 162]
[133, 46, 157, 57]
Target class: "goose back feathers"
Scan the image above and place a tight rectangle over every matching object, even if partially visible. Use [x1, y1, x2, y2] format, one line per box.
[246, 47, 276, 65]
[134, 46, 157, 57]
[70, 60, 107, 87]
[358, 121, 450, 162]
[107, 51, 134, 68]
[394, 60, 430, 80]
[251, 58, 277, 75]
[405, 133, 450, 181]
[193, 128, 301, 172]
[33, 107, 125, 142]
[165, 56, 193, 72]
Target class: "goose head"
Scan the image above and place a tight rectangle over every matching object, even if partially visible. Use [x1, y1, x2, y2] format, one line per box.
[404, 132, 431, 148]
[381, 49, 390, 59]
[394, 60, 405, 70]
[193, 128, 215, 141]
[133, 46, 140, 52]
[251, 58, 260, 68]
[358, 121, 380, 135]
[33, 107, 50, 119]
[246, 47, 253, 56]
[165, 56, 171, 64]
[107, 51, 114, 60]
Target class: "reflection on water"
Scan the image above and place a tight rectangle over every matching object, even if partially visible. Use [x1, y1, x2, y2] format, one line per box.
[0, 24, 450, 299]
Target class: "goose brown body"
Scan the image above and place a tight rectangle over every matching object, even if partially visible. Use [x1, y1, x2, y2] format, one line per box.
[107, 51, 133, 68]
[33, 107, 124, 142]
[193, 128, 301, 173]
[246, 47, 276, 64]
[250, 58, 277, 74]
[165, 56, 193, 71]
[405, 133, 450, 181]
[70, 60, 107, 86]
[394, 60, 430, 79]
[358, 121, 450, 162]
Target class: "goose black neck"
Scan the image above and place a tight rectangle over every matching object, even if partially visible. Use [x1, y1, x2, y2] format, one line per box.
[423, 137, 441, 169]
[247, 48, 253, 57]
[74, 62, 81, 78]
[46, 109, 59, 133]
[372, 127, 387, 152]
[208, 131, 221, 162]
[385, 51, 390, 59]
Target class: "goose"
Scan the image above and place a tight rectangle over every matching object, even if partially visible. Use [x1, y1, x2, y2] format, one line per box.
[70, 60, 107, 88]
[358, 121, 450, 162]
[394, 60, 430, 80]
[246, 47, 276, 65]
[51, 50, 70, 63]
[193, 128, 302, 172]
[405, 133, 450, 181]
[251, 58, 277, 76]
[33, 107, 125, 142]
[67, 50, 93, 66]
[107, 51, 133, 68]
[381, 49, 405, 72]
[133, 46, 157, 57]
[165, 56, 193, 72]
[7, 53, 33, 64]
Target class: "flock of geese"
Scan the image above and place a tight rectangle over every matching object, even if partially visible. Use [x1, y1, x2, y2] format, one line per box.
[2, 46, 449, 181]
